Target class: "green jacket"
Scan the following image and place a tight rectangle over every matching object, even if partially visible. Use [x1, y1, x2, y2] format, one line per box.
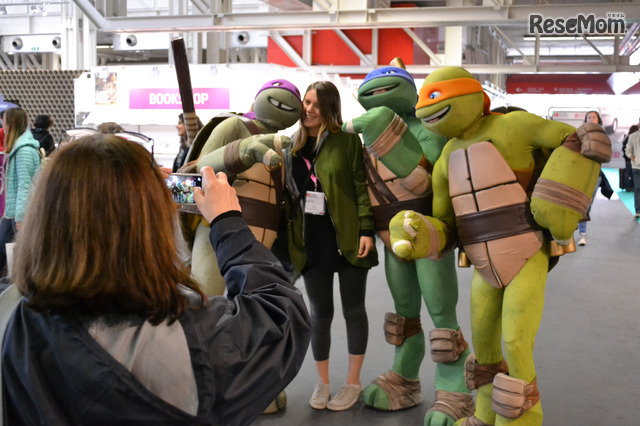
[283, 130, 378, 273]
[5, 131, 41, 222]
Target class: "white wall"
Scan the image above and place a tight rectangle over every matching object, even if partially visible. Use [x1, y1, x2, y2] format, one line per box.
[74, 63, 365, 168]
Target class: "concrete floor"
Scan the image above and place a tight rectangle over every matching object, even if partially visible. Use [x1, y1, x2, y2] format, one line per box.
[252, 193, 640, 426]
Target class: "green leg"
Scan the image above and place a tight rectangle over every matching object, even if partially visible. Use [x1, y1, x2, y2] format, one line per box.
[495, 249, 548, 426]
[418, 252, 472, 426]
[416, 251, 469, 392]
[465, 249, 548, 426]
[362, 247, 423, 410]
[465, 268, 505, 425]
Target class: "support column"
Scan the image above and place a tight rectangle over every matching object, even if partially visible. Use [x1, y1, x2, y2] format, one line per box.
[444, 0, 463, 66]
[205, 0, 231, 63]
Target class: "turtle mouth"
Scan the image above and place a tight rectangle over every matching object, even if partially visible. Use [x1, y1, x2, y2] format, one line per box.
[361, 83, 399, 97]
[269, 96, 296, 112]
[421, 105, 450, 124]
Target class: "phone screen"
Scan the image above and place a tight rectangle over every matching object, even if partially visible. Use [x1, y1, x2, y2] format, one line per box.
[166, 173, 202, 205]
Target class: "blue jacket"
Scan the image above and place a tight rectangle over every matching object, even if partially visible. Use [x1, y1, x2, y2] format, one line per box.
[2, 214, 311, 425]
[5, 131, 41, 222]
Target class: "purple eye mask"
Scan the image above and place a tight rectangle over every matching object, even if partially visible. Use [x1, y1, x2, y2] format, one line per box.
[256, 79, 301, 101]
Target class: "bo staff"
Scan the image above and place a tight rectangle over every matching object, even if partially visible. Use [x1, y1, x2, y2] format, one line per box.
[171, 37, 200, 150]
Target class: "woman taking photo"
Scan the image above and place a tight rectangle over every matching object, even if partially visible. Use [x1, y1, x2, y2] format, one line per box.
[283, 81, 378, 411]
[0, 107, 41, 275]
[2, 134, 311, 425]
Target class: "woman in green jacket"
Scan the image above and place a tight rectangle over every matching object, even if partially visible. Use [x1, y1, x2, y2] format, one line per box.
[283, 81, 378, 412]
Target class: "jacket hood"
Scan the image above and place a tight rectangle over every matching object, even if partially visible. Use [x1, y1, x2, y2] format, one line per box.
[9, 131, 40, 157]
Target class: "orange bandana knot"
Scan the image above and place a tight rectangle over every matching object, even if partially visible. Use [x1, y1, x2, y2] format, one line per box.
[416, 78, 483, 110]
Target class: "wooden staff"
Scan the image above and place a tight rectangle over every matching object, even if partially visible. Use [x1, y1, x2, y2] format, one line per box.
[171, 37, 200, 153]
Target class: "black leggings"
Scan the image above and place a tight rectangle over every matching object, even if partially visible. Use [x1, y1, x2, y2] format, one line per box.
[303, 262, 369, 361]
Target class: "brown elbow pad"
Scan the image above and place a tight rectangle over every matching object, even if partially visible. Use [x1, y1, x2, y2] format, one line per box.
[574, 123, 612, 163]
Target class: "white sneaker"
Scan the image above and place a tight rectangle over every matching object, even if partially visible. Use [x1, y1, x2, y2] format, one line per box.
[577, 233, 586, 246]
[309, 383, 330, 410]
[327, 383, 362, 411]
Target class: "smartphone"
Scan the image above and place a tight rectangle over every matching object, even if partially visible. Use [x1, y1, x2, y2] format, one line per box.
[165, 173, 202, 213]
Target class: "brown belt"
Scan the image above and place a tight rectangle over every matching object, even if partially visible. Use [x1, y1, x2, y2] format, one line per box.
[373, 197, 432, 231]
[238, 196, 283, 231]
[456, 202, 542, 246]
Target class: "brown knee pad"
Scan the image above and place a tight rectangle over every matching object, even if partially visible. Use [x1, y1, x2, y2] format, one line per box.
[429, 328, 468, 363]
[464, 353, 509, 390]
[383, 312, 422, 346]
[491, 373, 540, 419]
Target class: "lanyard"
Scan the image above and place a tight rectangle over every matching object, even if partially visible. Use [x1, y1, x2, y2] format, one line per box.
[302, 156, 318, 189]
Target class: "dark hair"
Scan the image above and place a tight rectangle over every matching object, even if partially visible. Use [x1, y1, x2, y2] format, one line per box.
[177, 113, 204, 146]
[34, 114, 53, 129]
[584, 111, 603, 126]
[13, 134, 205, 324]
[293, 81, 343, 152]
[3, 107, 29, 153]
[97, 122, 124, 133]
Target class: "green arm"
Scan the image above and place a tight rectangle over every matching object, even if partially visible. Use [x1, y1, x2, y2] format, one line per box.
[343, 106, 423, 178]
[196, 134, 291, 175]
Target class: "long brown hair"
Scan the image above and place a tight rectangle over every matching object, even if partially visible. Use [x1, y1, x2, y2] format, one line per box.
[3, 107, 29, 153]
[292, 81, 343, 154]
[12, 134, 205, 324]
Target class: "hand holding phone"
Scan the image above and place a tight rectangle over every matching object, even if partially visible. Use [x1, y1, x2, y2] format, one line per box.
[193, 167, 242, 223]
[165, 173, 203, 214]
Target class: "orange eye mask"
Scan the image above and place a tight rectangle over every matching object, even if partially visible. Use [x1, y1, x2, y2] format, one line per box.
[416, 78, 483, 109]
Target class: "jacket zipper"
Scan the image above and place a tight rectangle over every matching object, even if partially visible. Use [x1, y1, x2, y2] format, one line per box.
[313, 162, 342, 257]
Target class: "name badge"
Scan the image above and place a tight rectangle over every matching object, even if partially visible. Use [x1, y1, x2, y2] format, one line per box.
[304, 191, 325, 215]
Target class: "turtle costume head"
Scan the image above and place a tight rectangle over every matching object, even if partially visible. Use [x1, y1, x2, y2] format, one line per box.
[415, 66, 492, 138]
[253, 79, 302, 130]
[357, 66, 417, 114]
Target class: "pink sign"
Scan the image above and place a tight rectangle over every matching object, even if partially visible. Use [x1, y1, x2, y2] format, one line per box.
[129, 88, 230, 109]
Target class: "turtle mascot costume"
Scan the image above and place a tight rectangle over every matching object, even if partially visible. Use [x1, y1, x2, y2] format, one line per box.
[344, 65, 474, 425]
[185, 80, 302, 415]
[189, 80, 302, 297]
[355, 66, 611, 425]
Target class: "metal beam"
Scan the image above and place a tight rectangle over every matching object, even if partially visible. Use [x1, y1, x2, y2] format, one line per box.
[299, 62, 640, 75]
[190, 0, 210, 14]
[72, 0, 106, 29]
[492, 26, 534, 66]
[85, 4, 640, 33]
[333, 29, 371, 66]
[0, 52, 16, 71]
[403, 28, 441, 66]
[581, 35, 610, 65]
[268, 31, 308, 69]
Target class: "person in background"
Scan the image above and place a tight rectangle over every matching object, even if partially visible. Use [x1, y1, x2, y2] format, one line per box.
[31, 114, 55, 156]
[2, 134, 311, 425]
[0, 110, 5, 218]
[624, 120, 640, 219]
[283, 81, 378, 411]
[97, 121, 124, 134]
[173, 112, 204, 172]
[577, 110, 605, 245]
[0, 107, 41, 275]
[0, 110, 6, 149]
